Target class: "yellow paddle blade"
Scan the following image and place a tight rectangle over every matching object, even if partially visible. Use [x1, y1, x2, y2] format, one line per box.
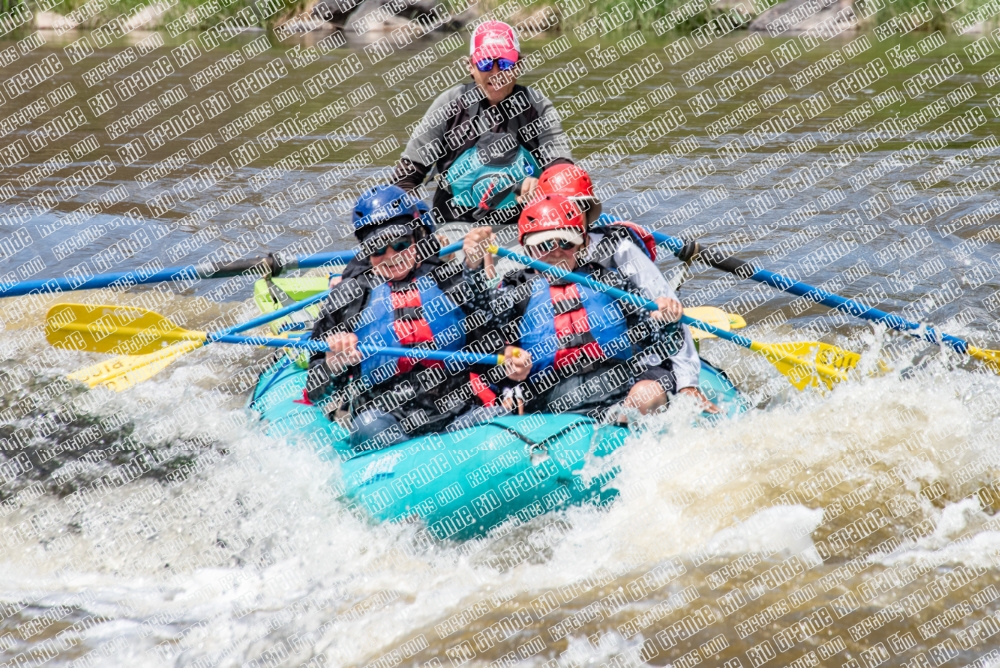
[100, 341, 204, 392]
[685, 307, 731, 340]
[68, 346, 184, 385]
[752, 341, 859, 390]
[68, 341, 203, 390]
[968, 346, 1000, 374]
[46, 303, 206, 356]
[681, 308, 856, 390]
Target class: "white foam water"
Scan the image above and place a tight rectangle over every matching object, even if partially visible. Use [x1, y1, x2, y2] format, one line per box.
[4, 320, 1000, 667]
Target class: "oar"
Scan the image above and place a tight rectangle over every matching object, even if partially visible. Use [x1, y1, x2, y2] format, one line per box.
[2, 237, 461, 298]
[648, 229, 1000, 372]
[68, 340, 202, 389]
[67, 240, 466, 388]
[46, 303, 506, 366]
[683, 306, 745, 341]
[2, 251, 349, 298]
[489, 246, 854, 390]
[68, 288, 332, 389]
[681, 305, 853, 375]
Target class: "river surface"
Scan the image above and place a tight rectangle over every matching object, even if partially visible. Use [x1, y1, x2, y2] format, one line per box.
[2, 24, 1000, 668]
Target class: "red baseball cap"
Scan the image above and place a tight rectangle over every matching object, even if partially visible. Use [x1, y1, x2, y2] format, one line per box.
[470, 21, 520, 63]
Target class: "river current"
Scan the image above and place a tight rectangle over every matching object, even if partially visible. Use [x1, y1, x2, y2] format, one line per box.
[2, 24, 1000, 668]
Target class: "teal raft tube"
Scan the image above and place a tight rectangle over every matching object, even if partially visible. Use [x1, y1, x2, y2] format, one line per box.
[249, 355, 748, 541]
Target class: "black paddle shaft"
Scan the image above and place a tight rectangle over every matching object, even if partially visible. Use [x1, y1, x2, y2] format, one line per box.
[677, 241, 758, 280]
[193, 253, 295, 280]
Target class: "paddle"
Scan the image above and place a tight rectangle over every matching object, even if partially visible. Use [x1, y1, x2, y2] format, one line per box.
[683, 306, 746, 341]
[68, 341, 202, 390]
[67, 240, 466, 389]
[67, 288, 333, 389]
[1, 238, 462, 299]
[489, 246, 855, 390]
[2, 250, 350, 298]
[46, 303, 507, 366]
[648, 229, 1000, 373]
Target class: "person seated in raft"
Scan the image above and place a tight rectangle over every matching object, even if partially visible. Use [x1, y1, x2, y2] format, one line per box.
[305, 185, 532, 451]
[523, 164, 718, 413]
[463, 193, 717, 418]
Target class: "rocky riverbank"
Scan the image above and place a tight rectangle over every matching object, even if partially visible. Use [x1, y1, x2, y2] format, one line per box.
[14, 0, 997, 45]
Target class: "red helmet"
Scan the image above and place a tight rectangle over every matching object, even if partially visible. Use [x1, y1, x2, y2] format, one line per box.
[536, 164, 596, 200]
[518, 194, 586, 245]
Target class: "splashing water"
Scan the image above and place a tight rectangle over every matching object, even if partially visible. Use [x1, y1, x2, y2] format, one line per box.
[4, 293, 1000, 668]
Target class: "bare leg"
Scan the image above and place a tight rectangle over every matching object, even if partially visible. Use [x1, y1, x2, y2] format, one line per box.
[624, 380, 668, 415]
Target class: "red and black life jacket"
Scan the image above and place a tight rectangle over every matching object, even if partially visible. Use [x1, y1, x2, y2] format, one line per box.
[520, 272, 632, 379]
[353, 273, 465, 383]
[389, 283, 439, 374]
[389, 281, 497, 406]
[550, 283, 606, 372]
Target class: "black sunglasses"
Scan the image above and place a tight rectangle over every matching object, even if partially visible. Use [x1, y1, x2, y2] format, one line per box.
[476, 58, 516, 72]
[370, 237, 413, 257]
[525, 239, 580, 257]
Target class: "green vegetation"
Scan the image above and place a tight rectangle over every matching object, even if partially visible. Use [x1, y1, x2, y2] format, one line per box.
[549, 0, 999, 35]
[550, 0, 744, 35]
[859, 0, 993, 34]
[0, 0, 995, 38]
[16, 0, 312, 30]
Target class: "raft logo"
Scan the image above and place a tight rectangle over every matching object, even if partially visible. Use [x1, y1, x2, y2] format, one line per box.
[355, 451, 402, 486]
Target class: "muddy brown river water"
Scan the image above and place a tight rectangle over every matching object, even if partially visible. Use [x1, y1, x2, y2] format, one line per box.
[2, 24, 1000, 668]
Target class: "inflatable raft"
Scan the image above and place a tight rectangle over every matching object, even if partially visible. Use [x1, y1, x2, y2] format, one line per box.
[249, 276, 748, 540]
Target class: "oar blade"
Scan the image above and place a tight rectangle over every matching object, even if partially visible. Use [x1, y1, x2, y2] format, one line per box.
[684, 307, 731, 340]
[46, 303, 195, 356]
[68, 356, 123, 385]
[101, 341, 204, 392]
[69, 341, 203, 389]
[968, 346, 1000, 374]
[685, 308, 746, 340]
[756, 342, 858, 390]
[790, 342, 861, 371]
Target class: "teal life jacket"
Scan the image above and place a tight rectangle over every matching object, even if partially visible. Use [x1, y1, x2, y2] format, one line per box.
[443, 132, 540, 214]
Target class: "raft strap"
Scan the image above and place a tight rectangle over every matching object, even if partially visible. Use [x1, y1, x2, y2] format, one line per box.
[489, 419, 593, 459]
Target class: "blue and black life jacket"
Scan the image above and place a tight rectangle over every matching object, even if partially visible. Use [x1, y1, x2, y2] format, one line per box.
[519, 269, 635, 381]
[353, 270, 466, 386]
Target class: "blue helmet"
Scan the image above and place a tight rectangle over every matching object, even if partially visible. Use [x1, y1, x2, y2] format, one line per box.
[352, 185, 433, 241]
[415, 199, 434, 231]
